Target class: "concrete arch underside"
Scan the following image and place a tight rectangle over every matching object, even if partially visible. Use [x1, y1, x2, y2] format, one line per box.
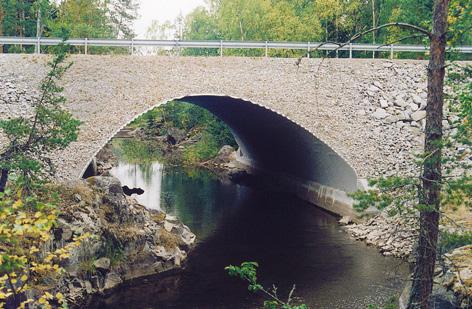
[89, 95, 360, 218]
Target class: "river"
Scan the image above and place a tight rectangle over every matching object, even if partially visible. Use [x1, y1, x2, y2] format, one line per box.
[89, 138, 408, 309]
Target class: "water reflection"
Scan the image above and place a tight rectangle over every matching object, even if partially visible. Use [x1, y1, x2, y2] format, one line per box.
[100, 138, 408, 308]
[111, 161, 164, 210]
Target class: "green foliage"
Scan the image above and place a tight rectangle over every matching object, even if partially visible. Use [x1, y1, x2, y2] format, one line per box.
[0, 186, 90, 308]
[131, 101, 237, 164]
[112, 139, 164, 164]
[0, 40, 80, 193]
[183, 133, 220, 164]
[0, 0, 139, 54]
[47, 0, 113, 39]
[225, 262, 307, 309]
[350, 176, 418, 215]
[368, 296, 398, 309]
[77, 256, 97, 278]
[0, 39, 90, 308]
[100, 238, 125, 267]
[439, 231, 472, 253]
[168, 0, 472, 59]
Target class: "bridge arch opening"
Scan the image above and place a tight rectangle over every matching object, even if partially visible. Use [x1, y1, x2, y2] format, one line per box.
[85, 95, 359, 217]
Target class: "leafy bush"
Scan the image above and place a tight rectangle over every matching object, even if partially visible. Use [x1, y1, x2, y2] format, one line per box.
[0, 188, 90, 308]
[225, 262, 307, 309]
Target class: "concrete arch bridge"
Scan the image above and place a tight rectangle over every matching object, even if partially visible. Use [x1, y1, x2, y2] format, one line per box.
[0, 55, 428, 217]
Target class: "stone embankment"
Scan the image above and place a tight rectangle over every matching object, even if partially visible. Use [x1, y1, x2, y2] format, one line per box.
[0, 55, 438, 181]
[341, 214, 418, 259]
[53, 176, 195, 307]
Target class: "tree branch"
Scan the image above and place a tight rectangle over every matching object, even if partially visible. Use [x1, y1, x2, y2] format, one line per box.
[376, 33, 428, 50]
[325, 22, 431, 59]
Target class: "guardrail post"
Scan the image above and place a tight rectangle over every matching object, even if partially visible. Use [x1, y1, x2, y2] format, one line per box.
[35, 37, 40, 54]
[85, 38, 88, 55]
[131, 38, 134, 55]
[220, 40, 223, 57]
[390, 44, 394, 59]
[349, 43, 352, 59]
[307, 42, 310, 58]
[336, 49, 339, 58]
[265, 41, 268, 58]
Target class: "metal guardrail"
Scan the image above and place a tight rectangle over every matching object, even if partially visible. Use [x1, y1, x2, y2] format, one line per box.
[1, 36, 471, 58]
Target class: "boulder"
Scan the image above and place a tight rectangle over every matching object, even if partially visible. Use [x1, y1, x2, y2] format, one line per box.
[103, 272, 122, 291]
[411, 110, 427, 121]
[213, 145, 236, 164]
[166, 128, 186, 145]
[93, 257, 111, 271]
[339, 216, 352, 225]
[409, 102, 419, 112]
[412, 94, 424, 106]
[372, 108, 389, 119]
[380, 99, 389, 108]
[395, 97, 409, 108]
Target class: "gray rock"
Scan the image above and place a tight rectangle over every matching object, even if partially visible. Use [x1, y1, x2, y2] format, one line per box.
[380, 99, 389, 108]
[395, 97, 408, 108]
[73, 193, 82, 203]
[103, 272, 122, 290]
[93, 257, 111, 271]
[339, 216, 352, 225]
[86, 176, 123, 196]
[373, 108, 389, 119]
[385, 115, 398, 124]
[368, 85, 380, 92]
[396, 121, 406, 128]
[412, 94, 424, 106]
[213, 145, 236, 164]
[409, 102, 419, 112]
[411, 110, 427, 121]
[442, 120, 449, 129]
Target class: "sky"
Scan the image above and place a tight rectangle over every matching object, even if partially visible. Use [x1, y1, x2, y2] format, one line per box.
[134, 0, 206, 38]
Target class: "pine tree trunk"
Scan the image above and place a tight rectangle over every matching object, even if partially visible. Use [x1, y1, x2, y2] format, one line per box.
[407, 0, 448, 308]
[0, 5, 4, 53]
[0, 168, 8, 192]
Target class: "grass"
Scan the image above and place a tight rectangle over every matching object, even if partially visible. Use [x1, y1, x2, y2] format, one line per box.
[158, 228, 180, 250]
[77, 256, 97, 279]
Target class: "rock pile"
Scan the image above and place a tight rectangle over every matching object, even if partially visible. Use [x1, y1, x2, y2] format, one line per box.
[352, 62, 429, 178]
[343, 214, 418, 258]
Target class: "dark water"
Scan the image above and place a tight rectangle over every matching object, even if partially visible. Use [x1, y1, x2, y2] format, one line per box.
[91, 140, 408, 309]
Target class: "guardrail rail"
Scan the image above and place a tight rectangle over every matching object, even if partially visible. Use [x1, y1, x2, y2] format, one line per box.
[0, 36, 471, 58]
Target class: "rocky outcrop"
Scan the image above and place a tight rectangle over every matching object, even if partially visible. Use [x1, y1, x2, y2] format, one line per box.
[201, 145, 250, 182]
[436, 245, 472, 308]
[95, 144, 118, 175]
[53, 176, 195, 307]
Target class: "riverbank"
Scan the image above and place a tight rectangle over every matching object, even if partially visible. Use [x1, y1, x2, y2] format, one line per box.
[94, 126, 248, 184]
[340, 210, 472, 307]
[52, 176, 195, 307]
[91, 118, 471, 308]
